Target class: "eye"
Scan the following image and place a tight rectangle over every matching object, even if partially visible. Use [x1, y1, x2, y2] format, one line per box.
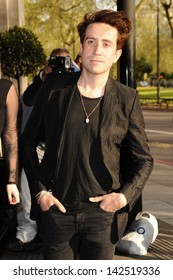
[103, 41, 111, 48]
[86, 39, 95, 45]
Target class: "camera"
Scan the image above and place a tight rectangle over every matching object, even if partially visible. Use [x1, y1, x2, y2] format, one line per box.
[48, 55, 74, 73]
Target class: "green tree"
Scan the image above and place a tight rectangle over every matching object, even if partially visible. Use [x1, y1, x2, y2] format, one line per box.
[22, 0, 173, 79]
[161, 0, 173, 38]
[24, 0, 96, 58]
[136, 0, 173, 75]
[136, 57, 153, 81]
[0, 25, 46, 95]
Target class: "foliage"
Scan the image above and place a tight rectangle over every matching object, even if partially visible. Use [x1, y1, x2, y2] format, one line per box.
[0, 25, 46, 79]
[161, 0, 173, 38]
[95, 0, 116, 9]
[136, 57, 153, 80]
[138, 87, 173, 109]
[138, 87, 173, 98]
[23, 0, 173, 78]
[24, 0, 96, 59]
[136, 0, 173, 75]
[160, 71, 173, 80]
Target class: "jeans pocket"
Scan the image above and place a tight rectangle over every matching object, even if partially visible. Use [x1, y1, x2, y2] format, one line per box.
[95, 204, 115, 217]
[42, 204, 57, 214]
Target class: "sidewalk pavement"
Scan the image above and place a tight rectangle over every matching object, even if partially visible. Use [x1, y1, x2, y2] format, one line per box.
[115, 160, 173, 260]
[143, 160, 173, 226]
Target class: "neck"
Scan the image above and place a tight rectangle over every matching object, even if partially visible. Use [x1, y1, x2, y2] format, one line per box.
[77, 71, 108, 98]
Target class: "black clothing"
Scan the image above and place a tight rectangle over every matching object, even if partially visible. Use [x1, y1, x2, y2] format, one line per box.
[40, 204, 116, 260]
[0, 79, 17, 235]
[20, 72, 153, 239]
[23, 74, 43, 106]
[0, 79, 13, 135]
[57, 88, 112, 211]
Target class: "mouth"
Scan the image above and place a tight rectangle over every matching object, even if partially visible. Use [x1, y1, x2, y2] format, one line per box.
[90, 59, 104, 64]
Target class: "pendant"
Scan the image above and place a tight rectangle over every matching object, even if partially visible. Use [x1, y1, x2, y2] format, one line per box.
[85, 117, 89, 123]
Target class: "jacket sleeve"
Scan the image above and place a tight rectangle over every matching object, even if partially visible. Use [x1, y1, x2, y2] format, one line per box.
[19, 83, 46, 200]
[120, 91, 154, 212]
[23, 74, 43, 106]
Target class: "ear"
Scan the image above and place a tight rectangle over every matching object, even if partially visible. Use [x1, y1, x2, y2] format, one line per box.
[113, 49, 122, 63]
[80, 43, 83, 55]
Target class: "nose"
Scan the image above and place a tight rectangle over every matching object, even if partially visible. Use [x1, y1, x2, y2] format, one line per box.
[93, 41, 102, 54]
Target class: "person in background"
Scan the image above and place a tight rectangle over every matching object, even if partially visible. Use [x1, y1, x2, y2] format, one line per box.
[21, 9, 153, 260]
[21, 48, 70, 108]
[74, 53, 82, 70]
[0, 79, 19, 205]
[5, 48, 70, 252]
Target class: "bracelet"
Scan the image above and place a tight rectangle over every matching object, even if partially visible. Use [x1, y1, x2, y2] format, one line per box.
[6, 183, 17, 187]
[35, 191, 43, 200]
[37, 189, 52, 204]
[7, 182, 17, 185]
[6, 183, 18, 189]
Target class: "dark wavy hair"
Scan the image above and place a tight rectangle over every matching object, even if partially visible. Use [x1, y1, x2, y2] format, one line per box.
[77, 10, 131, 50]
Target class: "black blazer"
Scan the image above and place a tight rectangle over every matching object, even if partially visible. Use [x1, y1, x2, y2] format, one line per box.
[20, 72, 153, 238]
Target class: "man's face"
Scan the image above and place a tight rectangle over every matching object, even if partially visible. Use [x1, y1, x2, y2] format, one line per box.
[80, 23, 122, 75]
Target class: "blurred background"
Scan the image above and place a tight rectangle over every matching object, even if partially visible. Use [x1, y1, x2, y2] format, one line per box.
[0, 0, 173, 98]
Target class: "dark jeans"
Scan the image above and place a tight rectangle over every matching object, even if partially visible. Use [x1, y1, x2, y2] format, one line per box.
[40, 204, 118, 260]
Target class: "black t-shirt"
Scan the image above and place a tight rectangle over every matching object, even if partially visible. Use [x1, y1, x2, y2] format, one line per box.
[55, 88, 112, 211]
[0, 79, 13, 136]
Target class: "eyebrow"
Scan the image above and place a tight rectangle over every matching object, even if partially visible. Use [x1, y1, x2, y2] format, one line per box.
[85, 36, 113, 44]
[85, 36, 95, 41]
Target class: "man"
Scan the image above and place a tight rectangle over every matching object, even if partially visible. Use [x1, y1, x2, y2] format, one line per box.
[0, 79, 19, 242]
[20, 9, 153, 260]
[0, 79, 19, 205]
[21, 48, 70, 108]
[5, 48, 71, 252]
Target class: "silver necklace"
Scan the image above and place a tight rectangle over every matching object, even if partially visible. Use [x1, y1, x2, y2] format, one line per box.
[79, 91, 103, 124]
